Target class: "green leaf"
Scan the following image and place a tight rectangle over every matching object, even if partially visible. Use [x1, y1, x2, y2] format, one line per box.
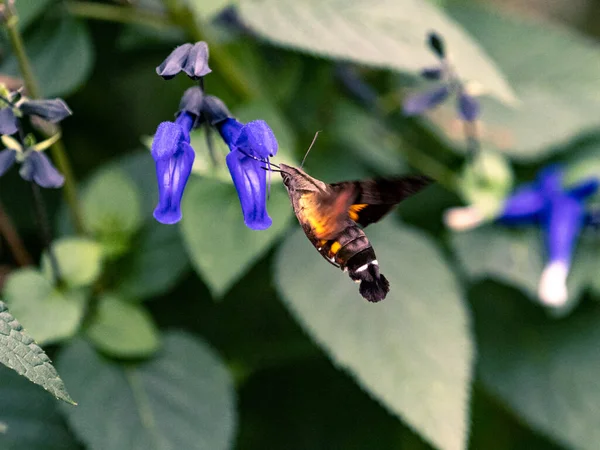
[2, 269, 86, 345]
[41, 238, 103, 288]
[238, 0, 515, 104]
[86, 295, 159, 358]
[81, 169, 143, 257]
[188, 0, 232, 20]
[473, 282, 600, 450]
[58, 332, 236, 450]
[0, 364, 79, 449]
[275, 220, 473, 450]
[433, 5, 600, 160]
[113, 221, 190, 301]
[330, 100, 406, 176]
[14, 0, 52, 30]
[0, 301, 75, 404]
[181, 177, 293, 297]
[451, 225, 593, 310]
[0, 16, 93, 97]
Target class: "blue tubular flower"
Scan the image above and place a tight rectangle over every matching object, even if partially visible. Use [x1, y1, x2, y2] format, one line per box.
[151, 112, 196, 224]
[18, 99, 72, 123]
[218, 118, 278, 230]
[156, 42, 211, 80]
[0, 149, 16, 175]
[0, 106, 17, 135]
[19, 150, 65, 188]
[446, 165, 599, 307]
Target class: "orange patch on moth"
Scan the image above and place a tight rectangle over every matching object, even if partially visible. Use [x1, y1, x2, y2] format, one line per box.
[348, 204, 368, 221]
[330, 241, 342, 254]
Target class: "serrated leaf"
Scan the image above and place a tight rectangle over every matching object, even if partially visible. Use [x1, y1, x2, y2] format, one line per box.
[431, 5, 600, 160]
[238, 0, 515, 104]
[81, 169, 143, 257]
[181, 178, 293, 297]
[86, 295, 159, 358]
[3, 269, 86, 345]
[58, 332, 236, 450]
[451, 225, 594, 311]
[0, 301, 75, 404]
[473, 282, 600, 450]
[113, 220, 190, 301]
[41, 238, 103, 288]
[275, 221, 473, 450]
[0, 16, 93, 97]
[0, 364, 79, 449]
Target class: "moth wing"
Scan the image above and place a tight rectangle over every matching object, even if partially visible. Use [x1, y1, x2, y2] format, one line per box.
[299, 187, 358, 240]
[332, 175, 432, 227]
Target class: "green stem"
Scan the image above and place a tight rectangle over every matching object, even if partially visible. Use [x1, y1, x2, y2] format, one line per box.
[65, 1, 175, 30]
[1, 0, 85, 234]
[160, 0, 257, 101]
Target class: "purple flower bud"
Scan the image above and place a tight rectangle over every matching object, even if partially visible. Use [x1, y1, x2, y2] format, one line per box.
[420, 67, 443, 81]
[201, 95, 233, 126]
[0, 149, 16, 176]
[0, 107, 17, 135]
[156, 42, 211, 80]
[151, 115, 196, 224]
[567, 178, 599, 200]
[178, 87, 204, 118]
[544, 195, 584, 267]
[19, 151, 65, 188]
[457, 92, 480, 122]
[19, 99, 72, 123]
[403, 85, 450, 116]
[427, 32, 445, 59]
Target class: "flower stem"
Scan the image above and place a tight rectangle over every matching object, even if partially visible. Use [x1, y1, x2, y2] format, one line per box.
[1, 0, 85, 234]
[30, 182, 61, 285]
[65, 1, 175, 30]
[160, 0, 258, 101]
[0, 199, 33, 266]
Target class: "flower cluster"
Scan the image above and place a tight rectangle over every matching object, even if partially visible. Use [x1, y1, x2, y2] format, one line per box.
[151, 42, 278, 229]
[403, 32, 481, 122]
[445, 166, 599, 307]
[0, 88, 70, 188]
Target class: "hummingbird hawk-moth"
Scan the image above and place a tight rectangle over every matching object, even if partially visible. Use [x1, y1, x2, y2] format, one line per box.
[279, 163, 432, 302]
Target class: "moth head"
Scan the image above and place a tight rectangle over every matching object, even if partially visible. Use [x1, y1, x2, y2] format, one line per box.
[279, 164, 324, 193]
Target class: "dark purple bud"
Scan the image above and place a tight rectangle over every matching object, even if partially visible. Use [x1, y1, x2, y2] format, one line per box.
[0, 107, 17, 135]
[156, 43, 193, 79]
[0, 149, 16, 176]
[156, 42, 212, 80]
[203, 96, 233, 126]
[182, 42, 211, 79]
[427, 32, 445, 59]
[19, 99, 72, 123]
[567, 178, 599, 200]
[178, 87, 204, 118]
[420, 67, 443, 80]
[403, 85, 450, 116]
[457, 92, 480, 122]
[536, 165, 563, 197]
[19, 151, 65, 188]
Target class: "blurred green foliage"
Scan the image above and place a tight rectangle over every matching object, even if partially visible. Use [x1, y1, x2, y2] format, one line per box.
[0, 0, 599, 449]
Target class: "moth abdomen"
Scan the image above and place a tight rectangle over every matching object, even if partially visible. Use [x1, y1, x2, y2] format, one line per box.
[345, 248, 390, 302]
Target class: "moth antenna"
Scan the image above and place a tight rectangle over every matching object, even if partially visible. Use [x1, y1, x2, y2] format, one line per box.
[300, 130, 321, 169]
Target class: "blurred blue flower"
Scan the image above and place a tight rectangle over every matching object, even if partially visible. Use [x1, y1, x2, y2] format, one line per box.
[156, 42, 211, 80]
[151, 112, 196, 224]
[0, 148, 64, 188]
[403, 32, 481, 122]
[217, 118, 278, 230]
[445, 165, 599, 307]
[0, 95, 71, 136]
